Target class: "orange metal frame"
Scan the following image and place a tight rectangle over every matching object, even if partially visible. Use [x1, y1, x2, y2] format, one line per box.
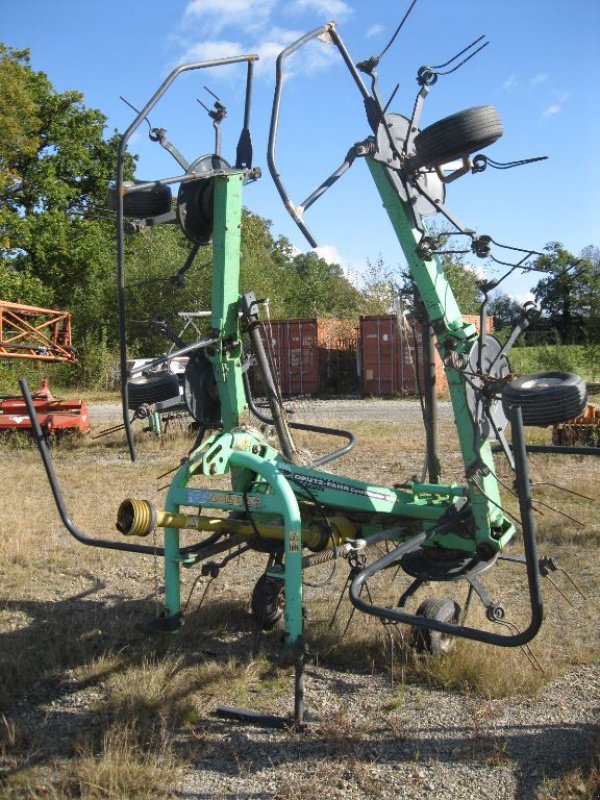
[0, 300, 75, 363]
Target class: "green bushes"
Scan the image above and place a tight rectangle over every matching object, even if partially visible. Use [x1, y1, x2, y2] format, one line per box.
[508, 342, 600, 383]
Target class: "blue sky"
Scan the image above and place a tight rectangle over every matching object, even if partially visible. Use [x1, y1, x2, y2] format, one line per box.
[3, 0, 599, 301]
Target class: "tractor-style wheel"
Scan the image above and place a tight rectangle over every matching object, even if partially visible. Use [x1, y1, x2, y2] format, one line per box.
[412, 106, 503, 169]
[251, 574, 285, 631]
[411, 597, 461, 655]
[501, 372, 587, 426]
[107, 180, 173, 218]
[127, 373, 181, 410]
[183, 353, 222, 426]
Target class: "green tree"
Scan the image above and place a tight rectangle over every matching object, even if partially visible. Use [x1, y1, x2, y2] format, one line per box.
[532, 242, 600, 342]
[360, 256, 399, 315]
[0, 44, 136, 382]
[443, 257, 482, 315]
[287, 250, 363, 317]
[487, 292, 523, 331]
[123, 224, 213, 357]
[399, 253, 482, 316]
[238, 210, 300, 318]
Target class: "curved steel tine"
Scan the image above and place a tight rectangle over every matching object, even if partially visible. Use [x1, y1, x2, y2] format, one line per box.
[430, 35, 487, 70]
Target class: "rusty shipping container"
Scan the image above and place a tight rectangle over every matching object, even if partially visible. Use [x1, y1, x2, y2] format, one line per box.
[252, 318, 359, 397]
[360, 314, 493, 397]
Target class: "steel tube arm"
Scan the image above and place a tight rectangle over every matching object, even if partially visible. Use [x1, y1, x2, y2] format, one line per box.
[267, 24, 372, 248]
[20, 380, 165, 555]
[267, 26, 333, 247]
[299, 150, 355, 213]
[128, 335, 219, 376]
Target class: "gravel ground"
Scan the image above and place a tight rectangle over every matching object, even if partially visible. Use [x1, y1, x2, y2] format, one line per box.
[174, 662, 599, 800]
[89, 397, 455, 426]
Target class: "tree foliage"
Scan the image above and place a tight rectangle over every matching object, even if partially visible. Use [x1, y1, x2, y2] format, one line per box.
[487, 292, 523, 331]
[399, 252, 482, 317]
[442, 258, 482, 315]
[359, 256, 400, 315]
[0, 44, 137, 382]
[532, 242, 600, 342]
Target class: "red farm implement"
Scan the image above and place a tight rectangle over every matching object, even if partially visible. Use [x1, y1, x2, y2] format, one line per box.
[0, 301, 89, 439]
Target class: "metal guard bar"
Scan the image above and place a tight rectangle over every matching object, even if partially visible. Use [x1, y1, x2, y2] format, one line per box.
[19, 379, 219, 558]
[350, 406, 544, 648]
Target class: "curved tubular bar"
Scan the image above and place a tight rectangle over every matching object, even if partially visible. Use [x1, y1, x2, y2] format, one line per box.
[20, 379, 165, 556]
[128, 335, 219, 377]
[267, 24, 371, 248]
[116, 54, 258, 461]
[19, 379, 219, 558]
[350, 406, 544, 648]
[229, 450, 304, 644]
[242, 370, 356, 466]
[299, 149, 356, 214]
[327, 26, 372, 103]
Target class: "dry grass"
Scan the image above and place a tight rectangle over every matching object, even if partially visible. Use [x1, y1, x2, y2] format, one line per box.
[539, 748, 600, 800]
[0, 730, 181, 800]
[0, 415, 598, 797]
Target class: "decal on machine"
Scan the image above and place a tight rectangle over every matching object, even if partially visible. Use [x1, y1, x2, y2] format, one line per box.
[287, 530, 301, 553]
[186, 489, 261, 508]
[278, 465, 393, 503]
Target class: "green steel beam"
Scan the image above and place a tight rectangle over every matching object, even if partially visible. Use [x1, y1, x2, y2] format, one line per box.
[208, 172, 247, 431]
[367, 158, 510, 552]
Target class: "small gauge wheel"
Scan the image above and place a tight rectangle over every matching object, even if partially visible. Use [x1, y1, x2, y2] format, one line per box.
[251, 574, 285, 631]
[412, 106, 503, 169]
[411, 597, 461, 655]
[107, 180, 173, 218]
[501, 372, 587, 426]
[126, 373, 180, 410]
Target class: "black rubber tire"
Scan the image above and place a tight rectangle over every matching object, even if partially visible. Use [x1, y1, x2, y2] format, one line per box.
[127, 373, 181, 410]
[251, 574, 285, 631]
[413, 106, 503, 168]
[411, 597, 461, 655]
[501, 372, 587, 426]
[107, 180, 173, 218]
[176, 154, 231, 244]
[183, 353, 222, 426]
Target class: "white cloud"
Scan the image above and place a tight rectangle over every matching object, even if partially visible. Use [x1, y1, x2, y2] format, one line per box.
[543, 103, 561, 117]
[299, 36, 338, 75]
[314, 243, 345, 265]
[177, 1, 341, 83]
[251, 27, 303, 75]
[286, 0, 352, 19]
[502, 74, 520, 92]
[529, 72, 549, 86]
[184, 0, 276, 35]
[180, 39, 246, 63]
[179, 28, 323, 79]
[366, 23, 384, 39]
[177, 39, 250, 80]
